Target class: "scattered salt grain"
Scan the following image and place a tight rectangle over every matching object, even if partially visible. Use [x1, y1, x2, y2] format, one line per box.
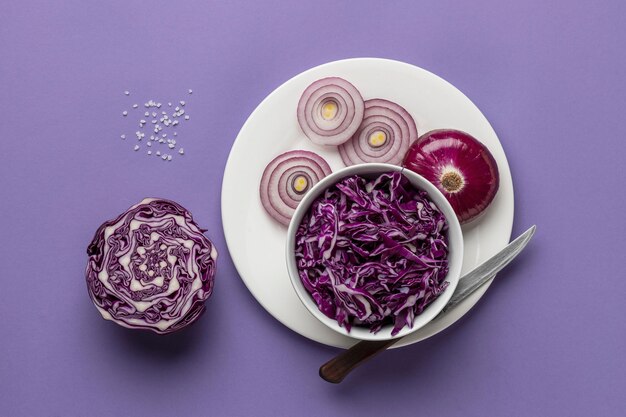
[121, 90, 192, 160]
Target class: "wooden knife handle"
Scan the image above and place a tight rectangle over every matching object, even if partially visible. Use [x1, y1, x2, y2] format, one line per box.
[319, 338, 400, 383]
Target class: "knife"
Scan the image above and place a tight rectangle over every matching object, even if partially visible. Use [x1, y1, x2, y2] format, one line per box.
[319, 225, 536, 384]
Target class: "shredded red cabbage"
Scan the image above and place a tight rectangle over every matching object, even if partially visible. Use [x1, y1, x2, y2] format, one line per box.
[295, 171, 449, 335]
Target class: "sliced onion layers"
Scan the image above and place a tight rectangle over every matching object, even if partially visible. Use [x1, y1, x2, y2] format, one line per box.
[260, 150, 332, 226]
[297, 77, 365, 146]
[86, 198, 217, 334]
[338, 99, 418, 166]
[403, 129, 499, 224]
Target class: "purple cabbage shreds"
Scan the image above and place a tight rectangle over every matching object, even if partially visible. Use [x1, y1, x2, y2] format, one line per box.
[295, 171, 449, 336]
[85, 198, 217, 334]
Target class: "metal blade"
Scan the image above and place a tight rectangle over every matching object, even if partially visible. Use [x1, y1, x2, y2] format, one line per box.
[441, 225, 536, 314]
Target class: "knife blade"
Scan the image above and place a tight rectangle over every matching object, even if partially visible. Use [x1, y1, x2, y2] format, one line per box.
[319, 225, 537, 383]
[440, 224, 536, 314]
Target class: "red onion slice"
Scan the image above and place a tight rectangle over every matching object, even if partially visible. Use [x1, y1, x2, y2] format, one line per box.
[85, 198, 217, 334]
[297, 77, 365, 146]
[338, 99, 418, 166]
[260, 150, 332, 226]
[403, 129, 499, 224]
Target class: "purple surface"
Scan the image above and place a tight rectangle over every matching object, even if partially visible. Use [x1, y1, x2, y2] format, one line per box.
[1, 1, 624, 416]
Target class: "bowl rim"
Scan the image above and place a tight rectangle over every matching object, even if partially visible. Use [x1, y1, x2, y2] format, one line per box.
[285, 163, 464, 342]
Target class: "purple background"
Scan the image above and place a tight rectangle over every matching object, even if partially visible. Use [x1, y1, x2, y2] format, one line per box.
[1, 1, 624, 416]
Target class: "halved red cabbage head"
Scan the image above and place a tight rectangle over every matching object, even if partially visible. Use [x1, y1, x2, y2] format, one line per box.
[295, 172, 449, 336]
[86, 198, 217, 334]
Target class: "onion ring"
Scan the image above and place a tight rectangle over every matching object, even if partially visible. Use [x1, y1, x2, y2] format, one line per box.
[338, 99, 418, 166]
[297, 77, 365, 146]
[260, 150, 332, 226]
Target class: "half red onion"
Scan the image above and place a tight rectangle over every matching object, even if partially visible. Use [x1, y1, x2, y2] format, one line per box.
[338, 99, 418, 166]
[403, 129, 499, 224]
[260, 150, 332, 226]
[297, 77, 365, 146]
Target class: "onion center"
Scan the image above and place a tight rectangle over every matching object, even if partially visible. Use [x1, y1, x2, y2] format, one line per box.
[368, 130, 387, 148]
[320, 100, 338, 120]
[440, 169, 465, 193]
[291, 174, 309, 194]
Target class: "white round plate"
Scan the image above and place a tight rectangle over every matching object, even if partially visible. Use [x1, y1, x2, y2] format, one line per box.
[221, 58, 514, 349]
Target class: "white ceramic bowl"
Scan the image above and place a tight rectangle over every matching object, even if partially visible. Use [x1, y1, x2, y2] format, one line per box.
[285, 163, 464, 341]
